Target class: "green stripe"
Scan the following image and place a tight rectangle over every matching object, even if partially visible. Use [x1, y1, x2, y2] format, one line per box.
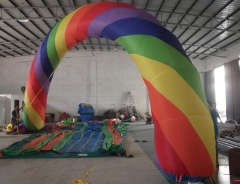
[22, 109, 38, 131]
[1, 134, 41, 156]
[52, 124, 87, 152]
[19, 133, 61, 154]
[116, 35, 208, 109]
[47, 20, 62, 69]
[108, 144, 122, 154]
[52, 132, 75, 151]
[101, 120, 113, 151]
[79, 123, 87, 132]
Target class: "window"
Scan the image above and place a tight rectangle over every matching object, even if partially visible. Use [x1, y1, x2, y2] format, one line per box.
[214, 66, 226, 122]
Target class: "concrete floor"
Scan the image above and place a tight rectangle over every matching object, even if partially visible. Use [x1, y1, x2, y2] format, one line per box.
[0, 123, 240, 184]
[0, 130, 168, 184]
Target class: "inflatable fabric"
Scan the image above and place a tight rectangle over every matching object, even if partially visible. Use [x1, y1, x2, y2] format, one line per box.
[23, 2, 216, 181]
[1, 121, 126, 158]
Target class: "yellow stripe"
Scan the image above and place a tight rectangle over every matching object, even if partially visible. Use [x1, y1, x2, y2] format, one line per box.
[188, 116, 216, 166]
[130, 54, 215, 162]
[55, 9, 79, 59]
[24, 94, 44, 130]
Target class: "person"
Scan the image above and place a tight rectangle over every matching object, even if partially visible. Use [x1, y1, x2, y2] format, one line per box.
[146, 114, 152, 124]
[211, 102, 223, 124]
[11, 105, 20, 134]
[123, 111, 128, 118]
[210, 102, 222, 167]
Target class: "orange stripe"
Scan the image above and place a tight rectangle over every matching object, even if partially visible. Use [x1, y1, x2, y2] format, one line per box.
[23, 134, 51, 149]
[26, 61, 47, 107]
[26, 84, 45, 121]
[65, 3, 99, 49]
[144, 78, 214, 176]
[41, 133, 65, 151]
[107, 119, 122, 145]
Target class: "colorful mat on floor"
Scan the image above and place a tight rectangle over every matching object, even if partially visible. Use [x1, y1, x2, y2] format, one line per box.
[0, 119, 128, 158]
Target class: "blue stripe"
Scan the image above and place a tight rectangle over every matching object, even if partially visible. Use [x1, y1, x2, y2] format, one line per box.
[40, 33, 54, 79]
[100, 18, 190, 61]
[155, 155, 206, 182]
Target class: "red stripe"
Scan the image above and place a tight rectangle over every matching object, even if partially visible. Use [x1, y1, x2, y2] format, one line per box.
[75, 2, 134, 42]
[144, 78, 214, 176]
[107, 119, 123, 145]
[27, 60, 47, 104]
[26, 61, 46, 121]
[153, 114, 190, 175]
[41, 133, 65, 151]
[23, 134, 51, 149]
[65, 3, 99, 50]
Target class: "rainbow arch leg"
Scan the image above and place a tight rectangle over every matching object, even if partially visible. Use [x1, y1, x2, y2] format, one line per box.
[23, 2, 216, 181]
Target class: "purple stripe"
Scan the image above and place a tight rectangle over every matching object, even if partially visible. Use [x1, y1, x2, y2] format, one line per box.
[34, 46, 50, 93]
[88, 7, 162, 37]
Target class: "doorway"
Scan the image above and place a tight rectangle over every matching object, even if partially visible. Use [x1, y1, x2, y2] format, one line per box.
[214, 66, 226, 122]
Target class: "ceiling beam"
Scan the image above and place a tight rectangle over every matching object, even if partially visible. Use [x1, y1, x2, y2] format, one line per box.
[0, 35, 23, 56]
[1, 6, 239, 23]
[155, 0, 165, 18]
[165, 22, 240, 33]
[171, 0, 198, 33]
[0, 6, 39, 49]
[163, 0, 181, 27]
[185, 1, 240, 58]
[0, 27, 31, 55]
[186, 51, 226, 58]
[1, 16, 239, 33]
[143, 0, 150, 10]
[198, 28, 240, 60]
[0, 38, 226, 49]
[8, 0, 47, 39]
[0, 43, 226, 58]
[176, 0, 215, 39]
[182, 0, 235, 46]
[183, 43, 226, 52]
[41, 0, 59, 23]
[151, 10, 240, 23]
[25, 0, 51, 29]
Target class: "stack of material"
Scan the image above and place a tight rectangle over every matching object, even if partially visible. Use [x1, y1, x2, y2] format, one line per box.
[45, 113, 55, 122]
[229, 148, 240, 176]
[103, 110, 115, 119]
[0, 120, 128, 158]
[78, 103, 94, 122]
[219, 123, 240, 138]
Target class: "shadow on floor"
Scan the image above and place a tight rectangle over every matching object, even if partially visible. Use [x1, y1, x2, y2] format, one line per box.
[130, 129, 240, 184]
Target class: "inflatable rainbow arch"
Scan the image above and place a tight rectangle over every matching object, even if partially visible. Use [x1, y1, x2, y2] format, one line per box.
[23, 2, 216, 181]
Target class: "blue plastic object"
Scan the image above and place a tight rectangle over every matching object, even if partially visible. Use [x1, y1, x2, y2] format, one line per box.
[78, 103, 94, 122]
[80, 114, 94, 122]
[78, 103, 94, 114]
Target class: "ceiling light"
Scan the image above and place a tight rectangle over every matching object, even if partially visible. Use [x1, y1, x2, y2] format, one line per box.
[18, 19, 29, 23]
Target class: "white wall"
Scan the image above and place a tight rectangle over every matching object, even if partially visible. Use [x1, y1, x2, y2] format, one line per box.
[5, 95, 11, 124]
[0, 94, 23, 123]
[205, 41, 240, 71]
[0, 51, 147, 117]
[0, 95, 11, 124]
[0, 50, 205, 117]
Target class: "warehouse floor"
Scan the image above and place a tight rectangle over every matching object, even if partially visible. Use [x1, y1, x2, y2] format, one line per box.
[130, 128, 240, 184]
[0, 124, 239, 184]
